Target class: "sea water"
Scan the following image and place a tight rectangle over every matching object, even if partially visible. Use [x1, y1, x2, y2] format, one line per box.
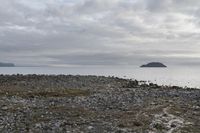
[0, 66, 199, 88]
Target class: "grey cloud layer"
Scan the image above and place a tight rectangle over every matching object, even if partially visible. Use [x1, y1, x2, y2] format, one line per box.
[0, 0, 200, 66]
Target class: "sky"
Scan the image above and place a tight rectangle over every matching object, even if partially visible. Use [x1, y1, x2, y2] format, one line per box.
[1, 0, 200, 67]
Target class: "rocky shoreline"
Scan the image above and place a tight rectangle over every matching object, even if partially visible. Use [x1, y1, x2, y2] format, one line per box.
[0, 75, 199, 133]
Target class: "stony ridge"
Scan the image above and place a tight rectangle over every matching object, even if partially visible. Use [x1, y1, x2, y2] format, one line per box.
[0, 75, 199, 132]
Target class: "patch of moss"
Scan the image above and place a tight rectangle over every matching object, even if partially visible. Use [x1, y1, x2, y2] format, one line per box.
[180, 126, 200, 133]
[153, 123, 167, 131]
[118, 120, 143, 128]
[32, 114, 51, 123]
[26, 89, 90, 98]
[5, 104, 25, 113]
[48, 106, 97, 119]
[168, 105, 185, 116]
[0, 89, 90, 98]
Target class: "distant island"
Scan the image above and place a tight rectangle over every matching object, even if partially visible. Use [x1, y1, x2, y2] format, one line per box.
[0, 62, 15, 67]
[140, 62, 167, 67]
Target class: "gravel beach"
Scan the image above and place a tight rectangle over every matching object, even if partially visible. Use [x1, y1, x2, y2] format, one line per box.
[0, 75, 199, 133]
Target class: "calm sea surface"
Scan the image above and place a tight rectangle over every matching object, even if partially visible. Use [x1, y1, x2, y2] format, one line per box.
[0, 66, 200, 88]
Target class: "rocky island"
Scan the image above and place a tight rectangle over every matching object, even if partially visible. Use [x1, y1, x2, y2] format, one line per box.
[141, 62, 167, 67]
[0, 62, 15, 67]
[0, 75, 199, 132]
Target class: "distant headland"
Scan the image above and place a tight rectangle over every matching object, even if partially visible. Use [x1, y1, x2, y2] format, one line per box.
[0, 62, 15, 67]
[140, 62, 167, 67]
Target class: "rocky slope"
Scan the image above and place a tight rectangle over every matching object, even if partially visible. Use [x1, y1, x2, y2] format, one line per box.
[0, 75, 199, 133]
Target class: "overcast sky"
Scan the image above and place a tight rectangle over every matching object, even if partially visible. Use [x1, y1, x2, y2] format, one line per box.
[1, 0, 200, 67]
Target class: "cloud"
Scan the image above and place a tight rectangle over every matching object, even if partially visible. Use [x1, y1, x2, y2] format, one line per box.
[0, 0, 200, 66]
